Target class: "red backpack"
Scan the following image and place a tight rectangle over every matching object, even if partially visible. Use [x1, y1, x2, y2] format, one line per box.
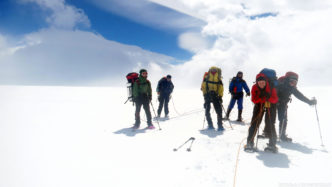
[125, 72, 139, 104]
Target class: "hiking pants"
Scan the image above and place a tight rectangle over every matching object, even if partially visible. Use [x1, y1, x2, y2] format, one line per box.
[135, 97, 152, 125]
[204, 92, 223, 127]
[157, 93, 170, 116]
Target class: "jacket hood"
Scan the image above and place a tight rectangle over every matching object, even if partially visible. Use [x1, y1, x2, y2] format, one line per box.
[256, 73, 267, 82]
[285, 71, 298, 81]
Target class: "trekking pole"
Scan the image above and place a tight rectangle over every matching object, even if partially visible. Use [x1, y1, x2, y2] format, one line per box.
[314, 102, 324, 147]
[186, 137, 196, 152]
[222, 105, 233, 130]
[202, 115, 206, 130]
[150, 101, 162, 130]
[173, 137, 195, 151]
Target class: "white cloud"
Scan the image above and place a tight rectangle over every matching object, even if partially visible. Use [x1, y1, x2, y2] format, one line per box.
[178, 32, 211, 53]
[88, 0, 204, 31]
[150, 0, 332, 87]
[21, 0, 90, 29]
[0, 29, 173, 86]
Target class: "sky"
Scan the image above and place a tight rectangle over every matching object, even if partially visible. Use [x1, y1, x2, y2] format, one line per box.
[0, 0, 332, 87]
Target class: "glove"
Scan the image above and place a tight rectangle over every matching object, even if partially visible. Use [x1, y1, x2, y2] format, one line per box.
[246, 92, 250, 97]
[158, 96, 161, 102]
[264, 101, 271, 108]
[149, 95, 152, 101]
[309, 98, 317, 106]
[132, 97, 137, 102]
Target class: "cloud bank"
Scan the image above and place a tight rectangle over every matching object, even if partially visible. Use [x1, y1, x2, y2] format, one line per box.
[1, 0, 332, 89]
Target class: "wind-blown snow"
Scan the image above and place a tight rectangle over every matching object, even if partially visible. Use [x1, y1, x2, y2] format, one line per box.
[0, 85, 331, 187]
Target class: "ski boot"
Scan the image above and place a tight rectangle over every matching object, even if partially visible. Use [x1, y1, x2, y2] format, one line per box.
[207, 124, 215, 130]
[132, 123, 140, 130]
[244, 141, 256, 152]
[147, 124, 155, 129]
[264, 143, 278, 153]
[217, 125, 225, 131]
[280, 135, 292, 142]
[236, 109, 242, 122]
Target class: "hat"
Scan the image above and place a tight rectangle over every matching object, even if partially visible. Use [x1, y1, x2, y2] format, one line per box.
[139, 69, 147, 75]
[166, 75, 172, 79]
[285, 71, 298, 81]
[256, 73, 266, 82]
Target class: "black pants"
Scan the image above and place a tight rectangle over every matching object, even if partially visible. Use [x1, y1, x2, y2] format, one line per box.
[263, 104, 277, 136]
[157, 94, 170, 116]
[135, 97, 152, 126]
[277, 103, 288, 137]
[204, 92, 223, 128]
[247, 104, 277, 146]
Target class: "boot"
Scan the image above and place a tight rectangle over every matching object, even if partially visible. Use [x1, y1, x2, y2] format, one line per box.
[236, 109, 242, 122]
[207, 122, 215, 130]
[264, 143, 278, 153]
[224, 108, 231, 120]
[217, 123, 225, 131]
[244, 141, 256, 152]
[280, 134, 292, 142]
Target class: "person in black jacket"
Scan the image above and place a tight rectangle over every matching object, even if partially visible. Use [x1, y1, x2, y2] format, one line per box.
[276, 71, 317, 141]
[156, 75, 174, 118]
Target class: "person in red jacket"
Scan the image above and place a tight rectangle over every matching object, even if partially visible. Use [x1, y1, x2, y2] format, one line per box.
[245, 73, 279, 152]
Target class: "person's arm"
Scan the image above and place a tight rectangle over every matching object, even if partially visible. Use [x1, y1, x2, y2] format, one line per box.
[291, 87, 315, 105]
[243, 81, 250, 95]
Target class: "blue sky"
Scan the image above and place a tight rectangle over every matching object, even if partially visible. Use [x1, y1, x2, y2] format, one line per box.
[0, 0, 203, 60]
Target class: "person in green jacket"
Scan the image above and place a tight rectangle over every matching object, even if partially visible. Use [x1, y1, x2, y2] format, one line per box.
[132, 69, 154, 129]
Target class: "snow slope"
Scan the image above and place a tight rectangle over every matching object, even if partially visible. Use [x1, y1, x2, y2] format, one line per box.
[0, 86, 331, 187]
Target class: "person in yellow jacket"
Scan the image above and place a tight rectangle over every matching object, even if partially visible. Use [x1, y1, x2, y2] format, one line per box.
[201, 66, 224, 131]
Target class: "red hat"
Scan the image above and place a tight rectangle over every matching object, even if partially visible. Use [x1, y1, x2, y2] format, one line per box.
[285, 71, 298, 81]
[256, 73, 267, 82]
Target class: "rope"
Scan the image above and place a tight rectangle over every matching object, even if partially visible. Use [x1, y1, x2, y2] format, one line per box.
[233, 137, 247, 187]
[171, 96, 182, 116]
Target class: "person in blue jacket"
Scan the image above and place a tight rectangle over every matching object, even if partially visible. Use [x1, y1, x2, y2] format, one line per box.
[156, 75, 174, 118]
[225, 71, 250, 121]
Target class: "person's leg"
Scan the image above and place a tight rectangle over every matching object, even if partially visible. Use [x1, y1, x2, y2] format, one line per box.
[247, 104, 264, 145]
[164, 94, 170, 116]
[237, 97, 243, 121]
[212, 97, 223, 130]
[142, 99, 153, 126]
[157, 95, 165, 117]
[134, 101, 143, 127]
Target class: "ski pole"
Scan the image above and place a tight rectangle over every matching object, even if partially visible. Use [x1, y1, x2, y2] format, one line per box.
[150, 101, 162, 130]
[222, 105, 233, 130]
[202, 115, 206, 130]
[173, 137, 195, 151]
[314, 103, 324, 146]
[186, 137, 196, 152]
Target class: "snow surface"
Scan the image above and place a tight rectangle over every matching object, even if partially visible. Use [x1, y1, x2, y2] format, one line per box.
[0, 85, 331, 187]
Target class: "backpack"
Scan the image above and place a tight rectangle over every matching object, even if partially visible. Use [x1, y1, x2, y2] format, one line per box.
[203, 67, 222, 82]
[260, 68, 277, 87]
[125, 72, 139, 104]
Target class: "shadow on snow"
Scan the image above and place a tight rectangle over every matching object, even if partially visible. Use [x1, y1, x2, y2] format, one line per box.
[199, 129, 224, 138]
[277, 141, 314, 154]
[256, 151, 290, 168]
[113, 127, 147, 137]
